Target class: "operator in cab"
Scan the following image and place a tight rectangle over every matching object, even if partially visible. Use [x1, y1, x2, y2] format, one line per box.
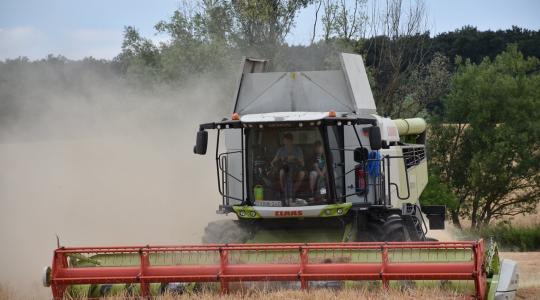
[309, 140, 327, 202]
[271, 133, 305, 201]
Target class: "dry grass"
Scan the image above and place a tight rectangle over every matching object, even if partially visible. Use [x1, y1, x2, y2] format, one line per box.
[508, 209, 540, 227]
[517, 287, 540, 299]
[100, 287, 468, 300]
[0, 284, 15, 300]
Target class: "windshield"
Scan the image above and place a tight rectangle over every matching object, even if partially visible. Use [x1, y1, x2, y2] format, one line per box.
[247, 127, 329, 207]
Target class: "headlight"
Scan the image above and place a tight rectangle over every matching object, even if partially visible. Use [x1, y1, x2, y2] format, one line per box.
[325, 209, 332, 215]
[249, 211, 256, 217]
[337, 208, 343, 215]
[239, 210, 246, 217]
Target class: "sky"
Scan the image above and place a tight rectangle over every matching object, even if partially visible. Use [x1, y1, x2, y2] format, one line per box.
[0, 0, 539, 60]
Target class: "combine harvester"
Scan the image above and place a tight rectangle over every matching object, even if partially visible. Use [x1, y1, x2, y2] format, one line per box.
[43, 53, 518, 299]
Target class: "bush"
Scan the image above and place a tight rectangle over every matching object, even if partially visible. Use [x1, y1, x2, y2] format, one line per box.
[466, 223, 540, 251]
[419, 174, 459, 211]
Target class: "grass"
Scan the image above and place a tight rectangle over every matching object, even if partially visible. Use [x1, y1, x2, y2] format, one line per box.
[0, 285, 474, 300]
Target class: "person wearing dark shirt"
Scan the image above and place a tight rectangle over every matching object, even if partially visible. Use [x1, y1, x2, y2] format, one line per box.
[271, 133, 305, 199]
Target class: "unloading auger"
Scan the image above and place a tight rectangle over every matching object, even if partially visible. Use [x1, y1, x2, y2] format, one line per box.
[43, 53, 518, 299]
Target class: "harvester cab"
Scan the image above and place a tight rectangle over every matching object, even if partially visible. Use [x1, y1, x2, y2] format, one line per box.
[194, 53, 444, 243]
[43, 53, 519, 300]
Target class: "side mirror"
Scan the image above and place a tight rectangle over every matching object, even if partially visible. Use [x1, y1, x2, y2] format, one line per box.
[369, 126, 382, 150]
[353, 147, 368, 163]
[194, 130, 208, 155]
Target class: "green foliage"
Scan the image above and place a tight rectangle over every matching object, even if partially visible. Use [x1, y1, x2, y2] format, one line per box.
[115, 26, 161, 82]
[432, 26, 540, 65]
[115, 3, 238, 84]
[232, 0, 313, 56]
[114, 1, 315, 82]
[467, 223, 540, 251]
[394, 53, 452, 117]
[419, 174, 458, 211]
[429, 45, 540, 229]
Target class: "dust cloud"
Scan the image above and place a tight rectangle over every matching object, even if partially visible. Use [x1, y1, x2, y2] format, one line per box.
[425, 225, 458, 241]
[0, 63, 234, 298]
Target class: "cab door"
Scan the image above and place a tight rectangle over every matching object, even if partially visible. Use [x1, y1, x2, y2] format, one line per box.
[325, 125, 345, 202]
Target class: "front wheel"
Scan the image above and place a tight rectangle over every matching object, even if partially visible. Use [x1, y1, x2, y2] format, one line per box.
[383, 214, 408, 242]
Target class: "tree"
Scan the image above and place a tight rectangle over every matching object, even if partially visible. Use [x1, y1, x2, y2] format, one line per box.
[335, 0, 367, 41]
[432, 26, 540, 65]
[429, 45, 540, 229]
[419, 174, 459, 212]
[231, 0, 313, 57]
[361, 0, 431, 117]
[154, 2, 236, 81]
[115, 0, 315, 81]
[396, 52, 451, 117]
[319, 0, 368, 42]
[115, 26, 160, 79]
[321, 0, 338, 42]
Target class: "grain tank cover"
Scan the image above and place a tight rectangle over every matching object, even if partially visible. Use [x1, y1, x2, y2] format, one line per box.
[232, 53, 377, 116]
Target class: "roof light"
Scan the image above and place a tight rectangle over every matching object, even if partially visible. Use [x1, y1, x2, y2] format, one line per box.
[232, 113, 240, 120]
[328, 110, 337, 117]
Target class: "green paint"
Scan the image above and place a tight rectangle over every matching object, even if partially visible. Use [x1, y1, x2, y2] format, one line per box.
[318, 203, 353, 217]
[487, 274, 499, 300]
[232, 205, 261, 219]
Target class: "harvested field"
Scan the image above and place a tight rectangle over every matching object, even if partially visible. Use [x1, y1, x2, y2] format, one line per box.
[501, 252, 540, 299]
[104, 288, 470, 300]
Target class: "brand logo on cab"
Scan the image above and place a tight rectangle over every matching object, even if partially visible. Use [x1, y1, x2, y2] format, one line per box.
[274, 210, 303, 217]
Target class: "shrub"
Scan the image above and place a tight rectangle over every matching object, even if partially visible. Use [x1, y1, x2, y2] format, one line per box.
[466, 223, 540, 251]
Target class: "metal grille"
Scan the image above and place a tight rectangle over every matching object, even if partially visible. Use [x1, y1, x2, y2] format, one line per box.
[401, 146, 426, 169]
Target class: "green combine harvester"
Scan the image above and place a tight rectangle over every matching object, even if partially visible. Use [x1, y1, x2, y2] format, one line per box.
[43, 53, 518, 300]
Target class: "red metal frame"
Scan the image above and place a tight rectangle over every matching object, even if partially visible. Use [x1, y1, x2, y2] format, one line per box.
[49, 240, 486, 299]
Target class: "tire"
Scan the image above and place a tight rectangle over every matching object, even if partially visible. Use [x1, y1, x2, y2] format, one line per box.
[383, 214, 408, 242]
[357, 220, 384, 242]
[202, 220, 252, 244]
